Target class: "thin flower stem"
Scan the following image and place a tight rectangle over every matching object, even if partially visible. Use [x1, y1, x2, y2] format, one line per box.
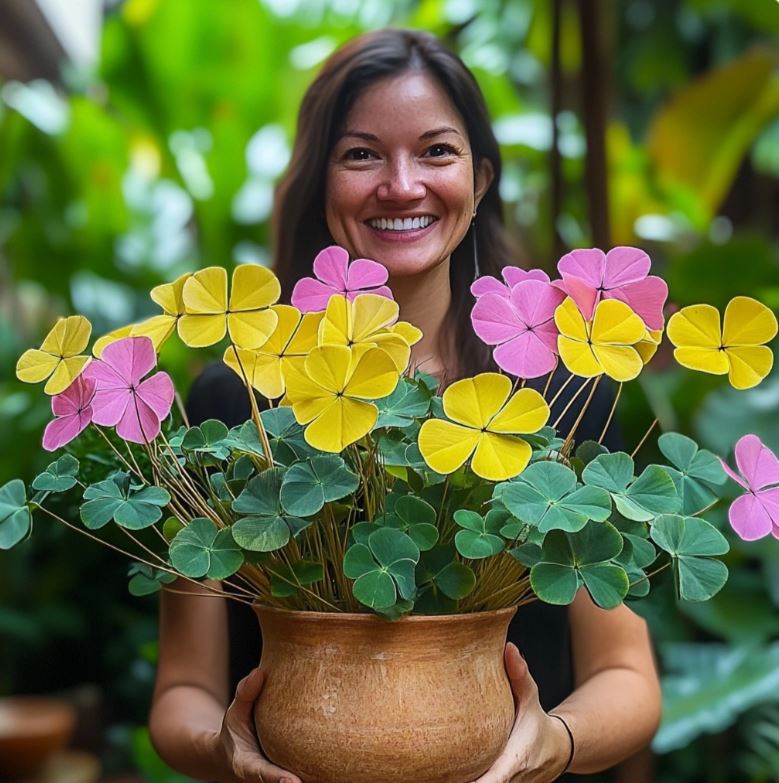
[631, 418, 658, 459]
[542, 362, 558, 399]
[598, 382, 623, 444]
[552, 376, 594, 430]
[93, 426, 139, 476]
[230, 343, 273, 465]
[561, 376, 603, 453]
[547, 371, 577, 410]
[639, 561, 671, 583]
[35, 505, 252, 605]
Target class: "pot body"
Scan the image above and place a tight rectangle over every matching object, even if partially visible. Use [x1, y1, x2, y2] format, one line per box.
[253, 605, 517, 783]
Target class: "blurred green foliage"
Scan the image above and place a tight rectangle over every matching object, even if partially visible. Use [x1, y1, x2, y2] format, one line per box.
[1, 0, 778, 780]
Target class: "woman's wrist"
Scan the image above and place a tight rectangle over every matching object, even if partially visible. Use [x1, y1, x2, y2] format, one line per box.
[544, 712, 575, 779]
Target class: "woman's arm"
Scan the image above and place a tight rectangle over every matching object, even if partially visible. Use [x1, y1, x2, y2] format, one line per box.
[148, 579, 303, 783]
[472, 593, 661, 782]
[553, 592, 662, 774]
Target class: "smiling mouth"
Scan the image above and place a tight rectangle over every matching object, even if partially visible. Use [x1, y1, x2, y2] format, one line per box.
[366, 216, 438, 231]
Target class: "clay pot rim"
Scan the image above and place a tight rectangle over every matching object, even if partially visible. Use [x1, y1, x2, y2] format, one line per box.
[253, 603, 517, 625]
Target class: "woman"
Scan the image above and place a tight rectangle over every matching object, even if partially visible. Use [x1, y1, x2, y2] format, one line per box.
[148, 29, 661, 783]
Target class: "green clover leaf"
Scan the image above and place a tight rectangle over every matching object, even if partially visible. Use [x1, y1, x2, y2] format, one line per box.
[454, 509, 505, 559]
[232, 468, 308, 551]
[374, 378, 432, 429]
[582, 452, 680, 521]
[127, 562, 176, 596]
[498, 461, 612, 534]
[181, 420, 231, 463]
[529, 520, 628, 609]
[280, 455, 359, 517]
[80, 474, 170, 530]
[0, 479, 32, 550]
[268, 559, 325, 598]
[169, 517, 244, 579]
[656, 433, 727, 515]
[32, 454, 80, 493]
[343, 527, 420, 610]
[650, 514, 729, 602]
[375, 494, 439, 551]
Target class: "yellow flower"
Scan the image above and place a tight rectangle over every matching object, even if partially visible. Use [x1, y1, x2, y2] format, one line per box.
[635, 328, 664, 365]
[92, 272, 192, 357]
[223, 306, 323, 399]
[667, 296, 777, 390]
[284, 344, 400, 452]
[319, 293, 421, 372]
[178, 265, 280, 348]
[418, 373, 549, 481]
[555, 297, 646, 382]
[16, 316, 92, 395]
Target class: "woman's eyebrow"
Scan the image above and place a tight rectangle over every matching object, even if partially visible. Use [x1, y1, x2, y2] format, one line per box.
[338, 126, 463, 142]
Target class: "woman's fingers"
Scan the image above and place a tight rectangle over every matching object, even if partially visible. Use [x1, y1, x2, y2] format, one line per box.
[232, 750, 302, 783]
[504, 644, 540, 711]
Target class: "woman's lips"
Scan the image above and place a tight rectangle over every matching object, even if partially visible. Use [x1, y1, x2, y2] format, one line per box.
[364, 219, 438, 242]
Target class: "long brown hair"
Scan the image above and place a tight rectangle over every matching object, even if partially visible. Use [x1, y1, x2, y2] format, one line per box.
[271, 28, 513, 379]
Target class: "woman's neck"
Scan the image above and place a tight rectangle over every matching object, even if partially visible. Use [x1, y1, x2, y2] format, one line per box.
[389, 259, 452, 379]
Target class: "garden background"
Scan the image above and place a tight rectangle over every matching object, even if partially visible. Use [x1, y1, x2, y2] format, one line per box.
[1, 0, 778, 781]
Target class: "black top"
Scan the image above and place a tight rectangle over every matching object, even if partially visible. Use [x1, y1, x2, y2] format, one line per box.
[186, 361, 622, 779]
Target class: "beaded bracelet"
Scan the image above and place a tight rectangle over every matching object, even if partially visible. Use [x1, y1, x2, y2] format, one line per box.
[548, 713, 575, 775]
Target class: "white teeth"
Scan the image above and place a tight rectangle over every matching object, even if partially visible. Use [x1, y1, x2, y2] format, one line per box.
[369, 216, 435, 231]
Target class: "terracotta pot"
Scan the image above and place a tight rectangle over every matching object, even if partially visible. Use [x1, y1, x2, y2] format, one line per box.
[0, 696, 76, 779]
[253, 605, 517, 783]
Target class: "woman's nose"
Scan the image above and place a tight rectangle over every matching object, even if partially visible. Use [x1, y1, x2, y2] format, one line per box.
[376, 159, 426, 202]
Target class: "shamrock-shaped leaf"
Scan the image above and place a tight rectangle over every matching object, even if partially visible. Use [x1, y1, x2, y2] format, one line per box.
[268, 559, 325, 598]
[169, 517, 244, 579]
[416, 544, 476, 601]
[163, 517, 184, 542]
[454, 509, 505, 559]
[375, 495, 439, 551]
[127, 562, 176, 596]
[650, 514, 729, 601]
[499, 461, 612, 534]
[232, 468, 307, 551]
[582, 453, 680, 521]
[32, 454, 80, 493]
[343, 527, 420, 609]
[280, 455, 359, 517]
[181, 420, 231, 462]
[80, 474, 170, 530]
[374, 378, 431, 429]
[656, 433, 727, 515]
[228, 412, 317, 466]
[0, 479, 32, 550]
[530, 521, 628, 609]
[570, 440, 609, 479]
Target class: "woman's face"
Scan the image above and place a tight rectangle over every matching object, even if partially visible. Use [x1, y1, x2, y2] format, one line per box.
[325, 71, 493, 278]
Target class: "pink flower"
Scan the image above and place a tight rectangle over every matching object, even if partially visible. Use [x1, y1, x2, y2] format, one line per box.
[553, 246, 668, 330]
[83, 336, 174, 444]
[471, 267, 550, 300]
[43, 375, 95, 451]
[291, 246, 393, 313]
[471, 279, 565, 378]
[720, 434, 779, 541]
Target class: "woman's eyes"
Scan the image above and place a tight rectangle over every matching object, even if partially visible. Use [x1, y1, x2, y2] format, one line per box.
[341, 143, 460, 161]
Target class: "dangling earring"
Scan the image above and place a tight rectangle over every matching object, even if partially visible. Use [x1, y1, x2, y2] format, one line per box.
[471, 208, 480, 281]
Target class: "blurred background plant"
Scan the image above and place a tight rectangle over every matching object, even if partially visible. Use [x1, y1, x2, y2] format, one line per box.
[0, 0, 778, 780]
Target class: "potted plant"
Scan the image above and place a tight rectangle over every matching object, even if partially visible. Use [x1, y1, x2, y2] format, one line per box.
[3, 245, 778, 783]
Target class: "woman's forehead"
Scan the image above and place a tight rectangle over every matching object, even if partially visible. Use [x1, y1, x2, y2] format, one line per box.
[340, 72, 467, 139]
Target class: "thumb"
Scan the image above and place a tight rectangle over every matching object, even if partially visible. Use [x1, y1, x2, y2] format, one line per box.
[230, 667, 265, 719]
[504, 643, 537, 705]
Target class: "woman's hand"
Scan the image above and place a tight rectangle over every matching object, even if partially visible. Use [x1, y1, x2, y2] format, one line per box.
[206, 667, 303, 783]
[469, 644, 572, 783]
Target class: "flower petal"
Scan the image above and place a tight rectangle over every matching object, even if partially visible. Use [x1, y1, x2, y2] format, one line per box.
[558, 336, 602, 378]
[726, 345, 774, 390]
[591, 300, 645, 346]
[291, 279, 338, 313]
[471, 293, 525, 345]
[227, 308, 279, 350]
[101, 336, 157, 385]
[723, 296, 778, 347]
[178, 313, 227, 347]
[16, 349, 60, 384]
[607, 276, 668, 331]
[471, 433, 532, 481]
[488, 388, 549, 434]
[728, 493, 774, 541]
[304, 397, 377, 452]
[733, 434, 779, 492]
[116, 394, 162, 443]
[229, 264, 281, 313]
[44, 356, 90, 395]
[602, 246, 651, 288]
[43, 410, 91, 452]
[667, 304, 722, 349]
[346, 258, 389, 291]
[136, 371, 174, 420]
[557, 248, 606, 287]
[150, 272, 190, 316]
[312, 245, 350, 289]
[40, 315, 92, 357]
[554, 297, 589, 342]
[509, 280, 565, 328]
[418, 420, 480, 474]
[344, 347, 400, 400]
[442, 373, 512, 429]
[591, 344, 643, 382]
[224, 345, 284, 399]
[183, 267, 228, 314]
